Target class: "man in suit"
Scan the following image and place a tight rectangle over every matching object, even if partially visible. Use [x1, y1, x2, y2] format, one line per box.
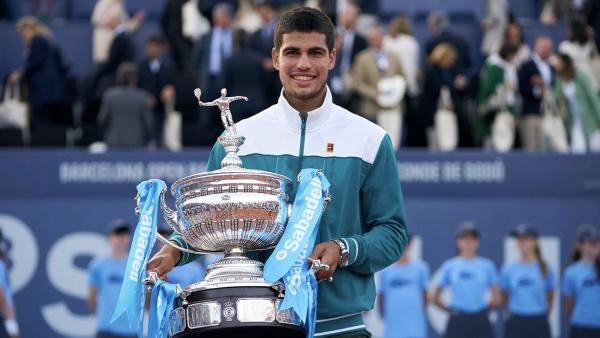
[352, 23, 403, 125]
[138, 36, 175, 146]
[250, 0, 280, 108]
[192, 3, 234, 144]
[98, 63, 154, 148]
[518, 36, 554, 151]
[330, 3, 367, 110]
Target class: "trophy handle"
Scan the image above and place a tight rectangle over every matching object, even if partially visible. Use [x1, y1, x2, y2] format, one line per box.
[159, 188, 179, 233]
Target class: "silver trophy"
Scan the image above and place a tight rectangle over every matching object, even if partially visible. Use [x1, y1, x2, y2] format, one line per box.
[147, 88, 330, 338]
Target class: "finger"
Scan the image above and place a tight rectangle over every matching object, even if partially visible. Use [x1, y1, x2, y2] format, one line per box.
[308, 243, 327, 261]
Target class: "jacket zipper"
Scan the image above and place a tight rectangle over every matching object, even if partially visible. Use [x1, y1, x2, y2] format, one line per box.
[297, 112, 307, 174]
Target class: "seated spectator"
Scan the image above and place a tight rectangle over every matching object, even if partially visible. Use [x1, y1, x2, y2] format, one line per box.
[416, 43, 474, 148]
[138, 36, 175, 146]
[352, 23, 404, 148]
[425, 12, 472, 76]
[518, 36, 555, 151]
[558, 18, 598, 90]
[92, 0, 144, 64]
[503, 22, 531, 69]
[476, 43, 519, 146]
[98, 63, 154, 148]
[552, 53, 600, 153]
[224, 29, 266, 121]
[10, 16, 72, 128]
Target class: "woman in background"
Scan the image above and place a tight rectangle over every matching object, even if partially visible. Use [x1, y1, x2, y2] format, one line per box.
[558, 18, 597, 90]
[503, 22, 530, 69]
[563, 224, 600, 338]
[433, 223, 500, 338]
[552, 53, 600, 153]
[500, 224, 554, 338]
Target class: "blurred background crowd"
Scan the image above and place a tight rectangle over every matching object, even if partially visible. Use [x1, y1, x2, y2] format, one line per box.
[0, 0, 599, 153]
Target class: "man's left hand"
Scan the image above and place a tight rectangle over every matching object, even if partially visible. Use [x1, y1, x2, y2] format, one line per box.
[308, 241, 341, 282]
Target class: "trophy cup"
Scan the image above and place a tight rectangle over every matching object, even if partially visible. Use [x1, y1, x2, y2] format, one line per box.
[147, 88, 329, 338]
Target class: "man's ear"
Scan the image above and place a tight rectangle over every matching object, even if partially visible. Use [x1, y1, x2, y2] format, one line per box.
[272, 47, 280, 71]
[328, 48, 337, 70]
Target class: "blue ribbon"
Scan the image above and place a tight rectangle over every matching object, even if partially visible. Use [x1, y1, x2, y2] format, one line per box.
[264, 169, 330, 337]
[111, 179, 166, 336]
[147, 280, 178, 338]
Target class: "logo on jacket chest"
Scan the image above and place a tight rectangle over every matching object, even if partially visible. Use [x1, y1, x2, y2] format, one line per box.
[326, 143, 334, 153]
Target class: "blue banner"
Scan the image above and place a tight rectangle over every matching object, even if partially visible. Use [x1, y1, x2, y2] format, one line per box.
[0, 150, 599, 338]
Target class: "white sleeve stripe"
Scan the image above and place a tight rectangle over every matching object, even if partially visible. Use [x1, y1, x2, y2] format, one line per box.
[349, 238, 359, 263]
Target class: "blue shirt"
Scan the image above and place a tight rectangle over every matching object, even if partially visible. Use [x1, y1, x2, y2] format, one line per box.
[500, 261, 555, 315]
[209, 28, 232, 74]
[89, 257, 136, 336]
[167, 262, 206, 288]
[436, 256, 498, 313]
[0, 261, 14, 306]
[379, 260, 430, 338]
[562, 261, 600, 328]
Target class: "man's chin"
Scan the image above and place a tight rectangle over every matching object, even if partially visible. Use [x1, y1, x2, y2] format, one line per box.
[286, 86, 325, 101]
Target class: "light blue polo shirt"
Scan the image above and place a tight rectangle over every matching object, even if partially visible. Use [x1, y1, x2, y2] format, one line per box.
[89, 257, 136, 336]
[563, 261, 600, 328]
[379, 260, 430, 338]
[0, 261, 14, 306]
[167, 261, 206, 288]
[500, 261, 555, 315]
[436, 256, 498, 313]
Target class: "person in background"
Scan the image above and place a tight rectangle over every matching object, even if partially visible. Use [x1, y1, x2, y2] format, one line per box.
[91, 0, 144, 65]
[432, 222, 500, 338]
[0, 230, 16, 338]
[503, 22, 530, 69]
[425, 11, 472, 77]
[250, 0, 281, 108]
[384, 16, 420, 98]
[352, 23, 404, 148]
[98, 63, 154, 148]
[518, 36, 555, 151]
[10, 16, 72, 129]
[584, 0, 600, 51]
[138, 36, 175, 147]
[378, 234, 430, 338]
[558, 18, 598, 91]
[330, 3, 367, 111]
[481, 0, 509, 57]
[476, 43, 519, 147]
[224, 29, 267, 121]
[552, 53, 600, 153]
[563, 224, 600, 338]
[162, 0, 190, 72]
[500, 224, 554, 338]
[156, 228, 207, 288]
[88, 220, 136, 338]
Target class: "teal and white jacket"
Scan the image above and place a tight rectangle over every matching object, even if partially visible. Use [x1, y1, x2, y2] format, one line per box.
[171, 87, 408, 336]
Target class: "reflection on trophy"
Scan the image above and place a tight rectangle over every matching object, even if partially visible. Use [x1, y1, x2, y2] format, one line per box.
[145, 88, 329, 338]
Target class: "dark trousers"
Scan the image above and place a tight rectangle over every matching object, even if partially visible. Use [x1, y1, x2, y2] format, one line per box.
[445, 310, 495, 338]
[504, 313, 550, 338]
[570, 325, 600, 338]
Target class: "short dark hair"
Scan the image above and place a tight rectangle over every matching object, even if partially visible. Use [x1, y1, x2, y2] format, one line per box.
[116, 62, 138, 86]
[498, 42, 519, 60]
[569, 18, 590, 45]
[274, 6, 335, 52]
[146, 35, 164, 45]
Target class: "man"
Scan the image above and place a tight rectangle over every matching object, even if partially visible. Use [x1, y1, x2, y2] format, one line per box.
[378, 234, 430, 338]
[329, 3, 367, 110]
[352, 23, 404, 147]
[518, 36, 554, 151]
[250, 0, 281, 107]
[149, 7, 408, 337]
[88, 220, 136, 338]
[191, 3, 234, 143]
[98, 63, 154, 148]
[138, 36, 175, 146]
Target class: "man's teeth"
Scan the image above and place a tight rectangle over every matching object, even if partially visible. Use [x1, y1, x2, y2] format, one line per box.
[294, 75, 313, 81]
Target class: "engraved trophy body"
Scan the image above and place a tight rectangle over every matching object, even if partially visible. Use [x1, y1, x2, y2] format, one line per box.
[149, 88, 327, 337]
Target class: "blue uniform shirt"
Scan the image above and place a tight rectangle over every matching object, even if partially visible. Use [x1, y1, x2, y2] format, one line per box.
[167, 262, 206, 288]
[0, 261, 14, 306]
[500, 261, 555, 315]
[379, 260, 430, 338]
[89, 257, 136, 336]
[562, 261, 600, 328]
[436, 256, 498, 313]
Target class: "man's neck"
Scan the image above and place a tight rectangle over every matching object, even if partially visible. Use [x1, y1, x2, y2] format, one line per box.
[112, 251, 128, 260]
[283, 88, 326, 113]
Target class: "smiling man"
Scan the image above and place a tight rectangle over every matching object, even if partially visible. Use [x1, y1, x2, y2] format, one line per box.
[149, 7, 408, 337]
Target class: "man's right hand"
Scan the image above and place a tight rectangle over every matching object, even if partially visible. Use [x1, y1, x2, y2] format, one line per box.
[147, 244, 181, 280]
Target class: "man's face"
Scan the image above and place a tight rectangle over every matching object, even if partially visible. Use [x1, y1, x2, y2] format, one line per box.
[535, 38, 553, 60]
[272, 32, 336, 102]
[213, 9, 232, 28]
[146, 42, 162, 60]
[109, 232, 131, 253]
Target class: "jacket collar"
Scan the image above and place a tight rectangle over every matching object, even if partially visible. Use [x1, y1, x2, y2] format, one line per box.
[277, 86, 334, 132]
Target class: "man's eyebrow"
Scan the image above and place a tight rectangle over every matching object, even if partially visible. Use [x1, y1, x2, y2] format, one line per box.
[281, 46, 301, 52]
[308, 46, 328, 53]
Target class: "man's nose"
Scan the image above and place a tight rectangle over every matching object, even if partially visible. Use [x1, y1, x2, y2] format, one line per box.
[296, 53, 311, 70]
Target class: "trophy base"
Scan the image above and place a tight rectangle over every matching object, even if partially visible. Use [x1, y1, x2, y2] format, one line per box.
[169, 284, 305, 338]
